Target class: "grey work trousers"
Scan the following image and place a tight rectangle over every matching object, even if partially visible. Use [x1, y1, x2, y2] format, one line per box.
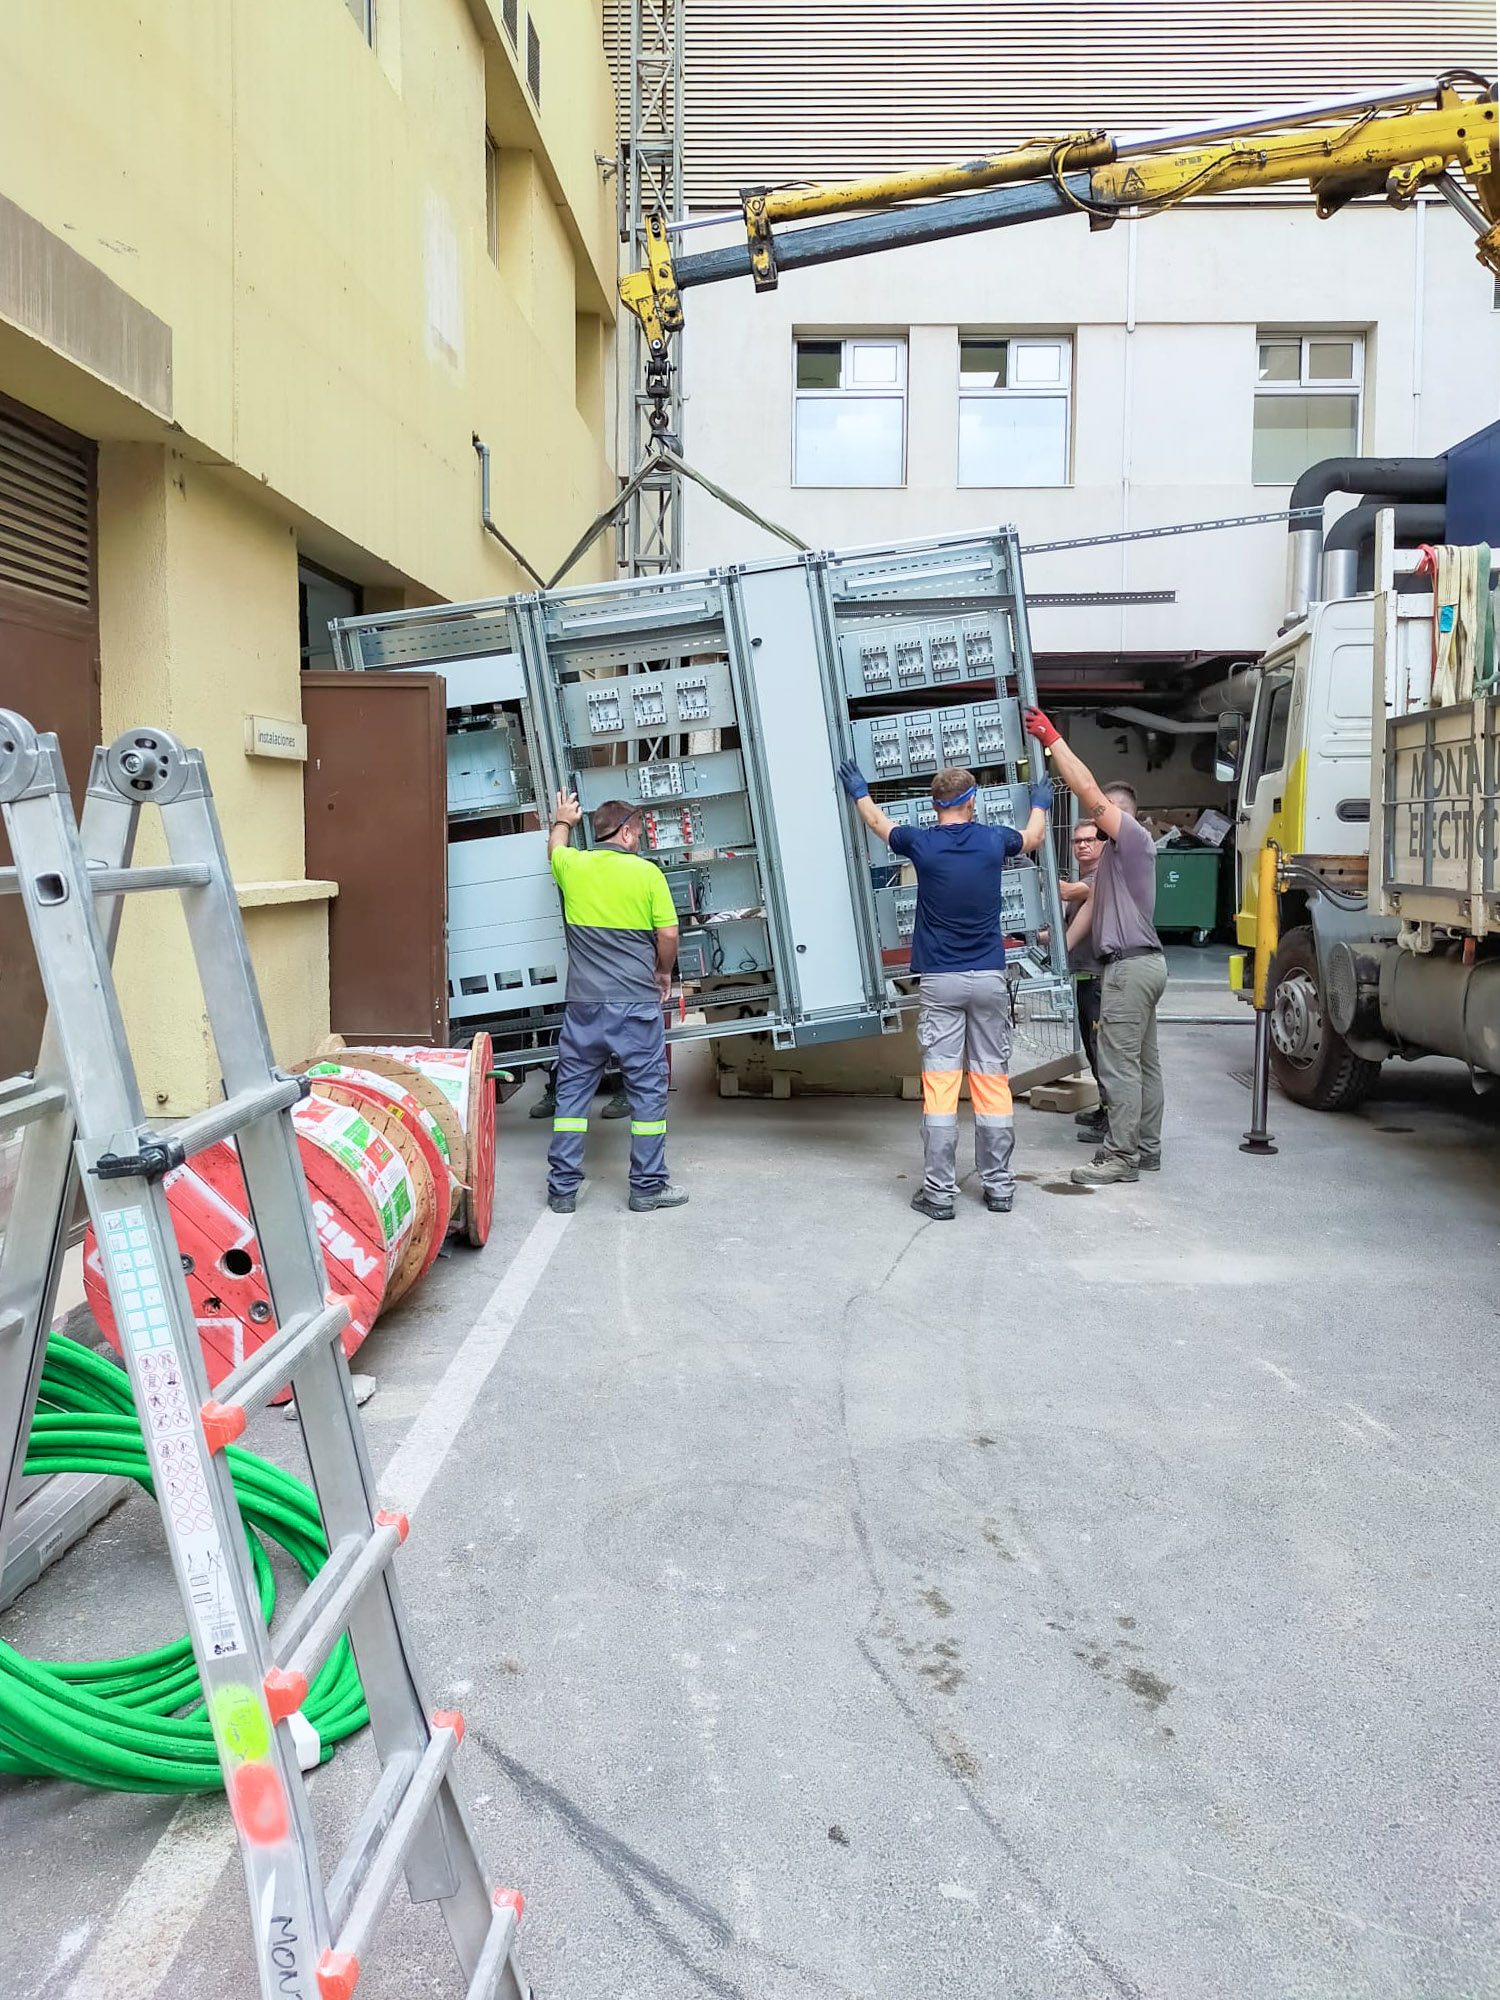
[548, 1003, 669, 1198]
[916, 969, 1015, 1201]
[1097, 951, 1168, 1163]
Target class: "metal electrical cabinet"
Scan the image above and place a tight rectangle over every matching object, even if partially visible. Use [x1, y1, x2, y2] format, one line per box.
[330, 529, 1071, 1062]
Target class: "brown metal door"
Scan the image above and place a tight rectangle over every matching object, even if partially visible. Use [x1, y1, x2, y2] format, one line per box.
[0, 398, 100, 1076]
[302, 671, 448, 1047]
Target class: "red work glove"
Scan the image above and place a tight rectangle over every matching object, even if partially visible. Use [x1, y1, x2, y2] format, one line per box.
[1024, 706, 1060, 749]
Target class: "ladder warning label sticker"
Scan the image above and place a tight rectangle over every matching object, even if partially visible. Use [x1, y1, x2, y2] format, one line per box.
[102, 1208, 247, 1660]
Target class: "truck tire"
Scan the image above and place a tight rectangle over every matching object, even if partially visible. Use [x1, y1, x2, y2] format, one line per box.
[1267, 926, 1382, 1111]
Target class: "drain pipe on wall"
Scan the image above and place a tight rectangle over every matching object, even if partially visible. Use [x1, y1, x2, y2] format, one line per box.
[472, 435, 547, 589]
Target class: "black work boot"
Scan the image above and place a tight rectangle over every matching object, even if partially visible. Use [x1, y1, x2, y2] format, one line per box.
[984, 1189, 1014, 1213]
[910, 1189, 955, 1222]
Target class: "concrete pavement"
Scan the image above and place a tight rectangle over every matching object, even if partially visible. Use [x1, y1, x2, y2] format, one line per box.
[1, 1020, 1497, 1998]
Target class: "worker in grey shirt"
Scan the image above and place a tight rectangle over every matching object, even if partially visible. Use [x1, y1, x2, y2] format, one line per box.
[1024, 708, 1167, 1185]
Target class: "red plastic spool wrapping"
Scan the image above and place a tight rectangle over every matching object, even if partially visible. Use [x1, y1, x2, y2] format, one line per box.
[85, 1100, 408, 1390]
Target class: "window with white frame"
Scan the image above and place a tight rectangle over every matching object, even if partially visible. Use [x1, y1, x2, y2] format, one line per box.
[793, 337, 906, 486]
[958, 335, 1071, 487]
[485, 134, 501, 266]
[1252, 333, 1363, 484]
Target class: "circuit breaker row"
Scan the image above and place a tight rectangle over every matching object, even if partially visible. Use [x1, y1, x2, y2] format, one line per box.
[838, 613, 1014, 699]
[561, 660, 736, 744]
[875, 871, 1042, 955]
[867, 783, 1032, 859]
[852, 699, 1024, 784]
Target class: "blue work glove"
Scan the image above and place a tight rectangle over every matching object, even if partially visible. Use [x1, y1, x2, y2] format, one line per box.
[1028, 778, 1054, 812]
[837, 759, 870, 801]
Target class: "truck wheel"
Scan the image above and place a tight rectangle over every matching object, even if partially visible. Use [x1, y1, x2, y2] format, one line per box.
[1267, 926, 1381, 1111]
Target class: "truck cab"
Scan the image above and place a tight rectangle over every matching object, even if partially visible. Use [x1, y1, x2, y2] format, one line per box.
[1228, 507, 1500, 1112]
[1229, 594, 1376, 954]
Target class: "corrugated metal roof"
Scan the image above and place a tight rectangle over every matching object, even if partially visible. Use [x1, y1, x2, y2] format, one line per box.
[609, 1, 1498, 204]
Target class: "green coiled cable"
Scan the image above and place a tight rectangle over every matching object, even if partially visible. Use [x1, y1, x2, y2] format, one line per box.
[0, 1333, 367, 1793]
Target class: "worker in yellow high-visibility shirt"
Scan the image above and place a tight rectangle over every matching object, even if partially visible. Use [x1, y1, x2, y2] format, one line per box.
[546, 792, 687, 1215]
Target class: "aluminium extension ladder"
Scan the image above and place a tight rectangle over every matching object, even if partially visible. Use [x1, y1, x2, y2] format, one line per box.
[0, 711, 530, 2000]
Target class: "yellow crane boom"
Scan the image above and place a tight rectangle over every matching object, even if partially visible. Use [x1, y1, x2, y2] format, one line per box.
[619, 77, 1500, 434]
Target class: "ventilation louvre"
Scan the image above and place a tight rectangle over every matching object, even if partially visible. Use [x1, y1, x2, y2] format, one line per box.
[526, 16, 541, 103]
[0, 410, 92, 608]
[503, 0, 518, 44]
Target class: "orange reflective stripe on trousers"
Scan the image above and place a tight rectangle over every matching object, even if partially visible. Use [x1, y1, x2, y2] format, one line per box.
[968, 1071, 1013, 1118]
[921, 1069, 962, 1116]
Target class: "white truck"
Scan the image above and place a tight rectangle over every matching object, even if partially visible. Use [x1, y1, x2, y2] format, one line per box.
[1225, 507, 1499, 1108]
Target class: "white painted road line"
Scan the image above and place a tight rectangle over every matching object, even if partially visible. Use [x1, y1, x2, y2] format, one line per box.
[60, 1795, 236, 2000]
[380, 1205, 573, 1516]
[57, 1205, 572, 2000]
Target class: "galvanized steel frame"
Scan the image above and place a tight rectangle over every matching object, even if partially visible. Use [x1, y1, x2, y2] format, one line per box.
[620, 0, 685, 576]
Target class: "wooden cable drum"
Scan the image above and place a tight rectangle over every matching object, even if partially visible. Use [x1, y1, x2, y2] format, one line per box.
[300, 1069, 445, 1304]
[82, 1095, 415, 1391]
[312, 1038, 466, 1201]
[302, 1060, 460, 1231]
[327, 1036, 496, 1249]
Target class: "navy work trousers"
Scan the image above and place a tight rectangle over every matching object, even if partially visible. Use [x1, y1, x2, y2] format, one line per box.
[547, 1002, 669, 1198]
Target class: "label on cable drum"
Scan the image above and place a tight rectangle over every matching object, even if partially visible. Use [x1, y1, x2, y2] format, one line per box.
[100, 1207, 247, 1660]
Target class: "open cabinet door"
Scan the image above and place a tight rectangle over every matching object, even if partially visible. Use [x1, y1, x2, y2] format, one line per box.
[302, 671, 447, 1046]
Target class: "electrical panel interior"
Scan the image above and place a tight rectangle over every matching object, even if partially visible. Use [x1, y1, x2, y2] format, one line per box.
[826, 550, 1055, 982]
[331, 528, 1072, 1060]
[558, 676, 773, 985]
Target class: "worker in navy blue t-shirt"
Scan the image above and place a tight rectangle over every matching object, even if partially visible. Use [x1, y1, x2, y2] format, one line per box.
[838, 760, 1053, 1219]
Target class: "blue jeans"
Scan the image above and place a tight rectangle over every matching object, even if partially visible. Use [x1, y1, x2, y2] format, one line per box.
[547, 1003, 669, 1197]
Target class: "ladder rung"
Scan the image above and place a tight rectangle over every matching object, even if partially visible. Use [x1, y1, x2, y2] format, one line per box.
[163, 1075, 311, 1157]
[325, 1750, 420, 1938]
[95, 1075, 311, 1181]
[317, 1714, 464, 2000]
[0, 1078, 66, 1131]
[263, 1512, 409, 1720]
[0, 862, 211, 897]
[201, 1296, 352, 1442]
[464, 1889, 526, 2000]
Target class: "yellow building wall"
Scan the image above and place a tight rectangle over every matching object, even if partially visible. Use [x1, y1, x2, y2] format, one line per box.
[0, 0, 618, 1107]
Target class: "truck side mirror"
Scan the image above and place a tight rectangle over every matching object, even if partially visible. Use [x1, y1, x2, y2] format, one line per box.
[1215, 711, 1244, 785]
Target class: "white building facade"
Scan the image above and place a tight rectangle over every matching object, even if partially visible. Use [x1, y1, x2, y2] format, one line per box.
[672, 1, 1500, 747]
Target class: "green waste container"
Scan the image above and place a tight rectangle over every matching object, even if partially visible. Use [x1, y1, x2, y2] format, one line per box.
[1153, 847, 1220, 945]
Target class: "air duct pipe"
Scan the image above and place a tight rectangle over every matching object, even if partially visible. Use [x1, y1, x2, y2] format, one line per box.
[1096, 665, 1261, 737]
[1285, 457, 1446, 622]
[1096, 705, 1215, 735]
[1180, 663, 1261, 721]
[1319, 502, 1446, 600]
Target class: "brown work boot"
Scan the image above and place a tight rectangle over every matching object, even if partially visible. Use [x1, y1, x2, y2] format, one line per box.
[1071, 1152, 1140, 1187]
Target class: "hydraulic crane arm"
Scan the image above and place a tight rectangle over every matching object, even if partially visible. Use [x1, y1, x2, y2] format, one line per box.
[619, 77, 1500, 435]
